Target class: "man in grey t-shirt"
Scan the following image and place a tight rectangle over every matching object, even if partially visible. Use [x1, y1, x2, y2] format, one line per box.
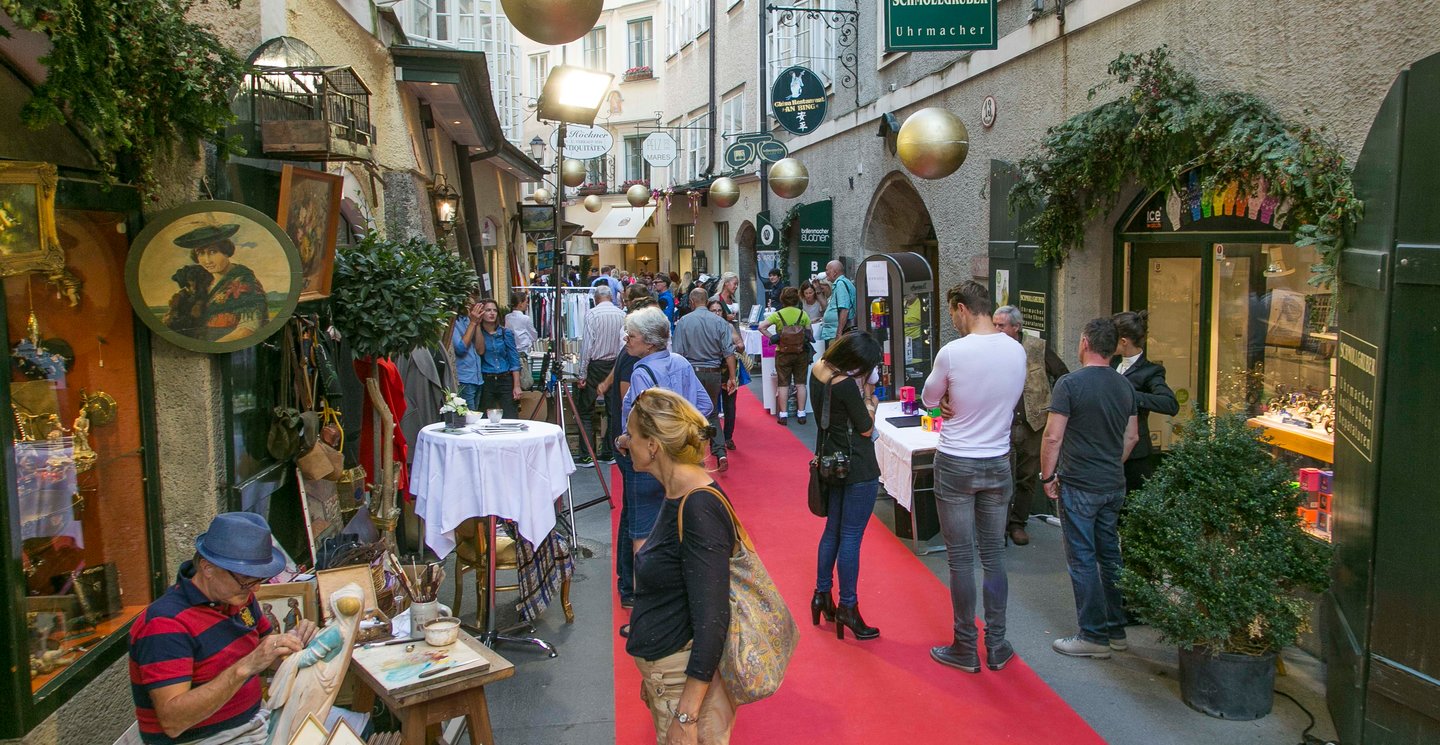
[672, 287, 736, 469]
[1040, 316, 1138, 659]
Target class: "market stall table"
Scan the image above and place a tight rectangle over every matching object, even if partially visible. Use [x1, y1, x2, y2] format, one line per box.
[350, 631, 514, 745]
[872, 401, 943, 554]
[759, 333, 817, 416]
[411, 421, 576, 651]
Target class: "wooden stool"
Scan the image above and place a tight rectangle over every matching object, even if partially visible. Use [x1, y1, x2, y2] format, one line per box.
[350, 636, 514, 745]
[453, 518, 574, 628]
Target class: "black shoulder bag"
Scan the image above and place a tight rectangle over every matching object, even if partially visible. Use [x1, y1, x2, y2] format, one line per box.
[807, 377, 853, 517]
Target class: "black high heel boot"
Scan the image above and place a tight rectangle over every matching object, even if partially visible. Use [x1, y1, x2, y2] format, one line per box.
[834, 604, 880, 640]
[810, 590, 836, 626]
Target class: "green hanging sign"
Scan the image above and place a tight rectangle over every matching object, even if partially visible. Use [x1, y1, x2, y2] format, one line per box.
[884, 0, 998, 53]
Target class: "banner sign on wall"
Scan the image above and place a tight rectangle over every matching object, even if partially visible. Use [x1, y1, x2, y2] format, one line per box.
[757, 210, 777, 250]
[770, 66, 828, 135]
[884, 0, 998, 53]
[795, 199, 833, 249]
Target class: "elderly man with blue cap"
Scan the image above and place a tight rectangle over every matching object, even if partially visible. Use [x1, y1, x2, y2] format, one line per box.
[129, 513, 317, 744]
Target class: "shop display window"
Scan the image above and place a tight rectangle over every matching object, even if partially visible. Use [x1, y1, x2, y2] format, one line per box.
[1210, 242, 1336, 541]
[6, 210, 153, 694]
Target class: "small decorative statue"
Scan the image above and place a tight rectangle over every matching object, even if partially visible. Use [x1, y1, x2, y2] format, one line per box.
[265, 583, 365, 744]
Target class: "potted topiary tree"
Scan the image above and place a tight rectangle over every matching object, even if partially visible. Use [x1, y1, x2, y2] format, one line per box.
[1120, 413, 1331, 720]
[330, 231, 476, 546]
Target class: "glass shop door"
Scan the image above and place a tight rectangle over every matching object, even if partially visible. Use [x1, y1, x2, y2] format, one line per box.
[1127, 244, 1210, 452]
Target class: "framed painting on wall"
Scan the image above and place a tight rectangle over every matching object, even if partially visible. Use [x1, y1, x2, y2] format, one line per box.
[0, 161, 62, 277]
[124, 200, 301, 354]
[278, 165, 343, 302]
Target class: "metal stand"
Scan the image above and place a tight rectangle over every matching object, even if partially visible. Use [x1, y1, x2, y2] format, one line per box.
[476, 515, 558, 657]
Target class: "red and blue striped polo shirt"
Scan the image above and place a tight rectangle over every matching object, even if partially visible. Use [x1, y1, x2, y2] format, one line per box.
[128, 562, 273, 744]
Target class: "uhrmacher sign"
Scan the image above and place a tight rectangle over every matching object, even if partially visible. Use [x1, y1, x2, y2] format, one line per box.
[884, 0, 997, 53]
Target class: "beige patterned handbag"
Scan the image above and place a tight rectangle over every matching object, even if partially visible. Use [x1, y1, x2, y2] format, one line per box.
[679, 486, 799, 705]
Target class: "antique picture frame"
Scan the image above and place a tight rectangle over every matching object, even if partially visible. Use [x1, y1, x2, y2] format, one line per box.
[315, 565, 379, 622]
[0, 161, 63, 277]
[518, 203, 556, 234]
[278, 165, 344, 302]
[298, 469, 343, 567]
[255, 580, 319, 634]
[125, 200, 301, 354]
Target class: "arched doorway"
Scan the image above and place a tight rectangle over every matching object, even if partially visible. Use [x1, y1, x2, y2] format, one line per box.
[862, 171, 939, 330]
[734, 220, 756, 308]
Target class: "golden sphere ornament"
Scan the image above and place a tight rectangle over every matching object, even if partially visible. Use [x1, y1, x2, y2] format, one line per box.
[335, 596, 362, 617]
[500, 0, 603, 46]
[768, 158, 809, 199]
[709, 177, 740, 209]
[561, 159, 588, 188]
[626, 183, 651, 208]
[531, 188, 552, 205]
[583, 195, 603, 213]
[897, 107, 970, 180]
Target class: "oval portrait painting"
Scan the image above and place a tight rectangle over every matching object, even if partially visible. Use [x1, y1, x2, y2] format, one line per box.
[126, 201, 301, 354]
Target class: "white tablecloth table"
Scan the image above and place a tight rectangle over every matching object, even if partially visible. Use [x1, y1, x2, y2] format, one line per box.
[741, 328, 763, 356]
[872, 402, 939, 511]
[411, 421, 577, 557]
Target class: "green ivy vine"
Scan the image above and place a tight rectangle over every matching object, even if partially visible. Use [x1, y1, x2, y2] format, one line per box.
[1011, 47, 1361, 286]
[1, 0, 246, 192]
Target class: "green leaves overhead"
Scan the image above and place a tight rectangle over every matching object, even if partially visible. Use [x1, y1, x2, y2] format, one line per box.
[1, 0, 246, 191]
[330, 232, 478, 360]
[1119, 413, 1331, 655]
[1012, 46, 1361, 286]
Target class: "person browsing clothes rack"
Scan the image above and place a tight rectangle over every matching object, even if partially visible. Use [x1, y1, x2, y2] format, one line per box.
[810, 331, 885, 641]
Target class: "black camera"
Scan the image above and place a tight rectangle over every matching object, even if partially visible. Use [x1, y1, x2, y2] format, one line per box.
[817, 451, 851, 482]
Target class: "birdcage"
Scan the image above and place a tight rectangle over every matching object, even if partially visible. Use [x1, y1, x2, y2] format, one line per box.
[249, 65, 374, 161]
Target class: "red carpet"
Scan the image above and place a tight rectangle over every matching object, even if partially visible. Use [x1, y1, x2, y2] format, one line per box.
[612, 388, 1104, 744]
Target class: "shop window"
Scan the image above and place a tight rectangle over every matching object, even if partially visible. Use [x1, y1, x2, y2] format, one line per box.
[6, 210, 153, 696]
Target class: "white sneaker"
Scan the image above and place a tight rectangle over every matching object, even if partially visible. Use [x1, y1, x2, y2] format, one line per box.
[1052, 635, 1112, 659]
[1109, 638, 1129, 652]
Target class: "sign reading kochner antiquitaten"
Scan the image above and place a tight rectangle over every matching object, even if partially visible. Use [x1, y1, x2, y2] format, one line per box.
[884, 0, 997, 53]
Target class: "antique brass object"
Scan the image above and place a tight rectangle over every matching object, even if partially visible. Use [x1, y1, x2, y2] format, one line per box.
[769, 158, 809, 199]
[709, 177, 740, 208]
[81, 389, 118, 427]
[897, 107, 970, 180]
[561, 159, 588, 188]
[500, 0, 604, 46]
[626, 183, 651, 208]
[531, 187, 552, 205]
[583, 194, 603, 213]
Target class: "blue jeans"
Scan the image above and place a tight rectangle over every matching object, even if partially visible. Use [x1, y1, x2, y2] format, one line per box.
[934, 453, 1012, 649]
[616, 451, 634, 601]
[1058, 482, 1128, 643]
[619, 451, 665, 539]
[458, 382, 482, 411]
[815, 478, 879, 607]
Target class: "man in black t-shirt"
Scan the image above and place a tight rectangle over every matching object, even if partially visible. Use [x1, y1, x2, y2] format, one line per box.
[1039, 317, 1138, 660]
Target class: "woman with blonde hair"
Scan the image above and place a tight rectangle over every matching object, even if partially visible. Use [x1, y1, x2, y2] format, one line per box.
[623, 388, 738, 744]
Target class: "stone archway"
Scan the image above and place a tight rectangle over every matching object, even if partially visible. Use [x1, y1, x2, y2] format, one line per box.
[862, 171, 939, 327]
[735, 220, 757, 308]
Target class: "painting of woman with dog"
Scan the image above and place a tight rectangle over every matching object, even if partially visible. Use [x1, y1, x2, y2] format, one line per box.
[126, 201, 301, 354]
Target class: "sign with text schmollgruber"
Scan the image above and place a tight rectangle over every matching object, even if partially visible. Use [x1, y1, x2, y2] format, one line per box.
[770, 66, 828, 135]
[884, 0, 997, 53]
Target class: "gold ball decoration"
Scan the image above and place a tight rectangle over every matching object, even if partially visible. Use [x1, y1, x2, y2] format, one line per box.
[626, 183, 652, 208]
[709, 177, 740, 209]
[583, 194, 603, 213]
[897, 107, 970, 180]
[335, 595, 362, 616]
[531, 188, 552, 205]
[561, 159, 588, 188]
[768, 158, 809, 199]
[500, 0, 604, 46]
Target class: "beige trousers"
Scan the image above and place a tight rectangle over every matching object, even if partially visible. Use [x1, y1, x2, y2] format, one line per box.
[633, 645, 736, 744]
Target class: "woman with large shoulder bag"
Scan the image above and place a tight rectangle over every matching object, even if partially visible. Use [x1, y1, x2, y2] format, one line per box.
[808, 331, 884, 640]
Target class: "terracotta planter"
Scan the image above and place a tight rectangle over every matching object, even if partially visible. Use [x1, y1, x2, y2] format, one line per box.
[624, 69, 653, 82]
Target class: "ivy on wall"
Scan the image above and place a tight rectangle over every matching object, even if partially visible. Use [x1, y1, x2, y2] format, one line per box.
[1011, 47, 1361, 286]
[1, 0, 246, 192]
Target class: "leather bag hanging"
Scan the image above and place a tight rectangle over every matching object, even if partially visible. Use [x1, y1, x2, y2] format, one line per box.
[679, 486, 798, 705]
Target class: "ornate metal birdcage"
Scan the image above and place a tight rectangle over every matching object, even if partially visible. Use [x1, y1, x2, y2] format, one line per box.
[249, 65, 374, 161]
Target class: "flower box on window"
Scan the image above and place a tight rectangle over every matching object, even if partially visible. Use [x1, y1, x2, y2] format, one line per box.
[624, 66, 653, 82]
[622, 179, 650, 189]
[577, 182, 608, 196]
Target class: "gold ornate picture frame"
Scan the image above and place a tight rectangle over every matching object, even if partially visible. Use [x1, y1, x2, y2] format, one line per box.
[0, 161, 62, 277]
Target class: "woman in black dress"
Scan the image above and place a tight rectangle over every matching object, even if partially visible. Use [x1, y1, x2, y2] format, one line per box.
[809, 331, 884, 640]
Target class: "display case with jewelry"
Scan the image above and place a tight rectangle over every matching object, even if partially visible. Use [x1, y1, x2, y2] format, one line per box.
[5, 207, 156, 696]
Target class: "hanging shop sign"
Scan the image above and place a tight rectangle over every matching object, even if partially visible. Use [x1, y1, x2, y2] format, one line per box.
[770, 66, 828, 135]
[884, 0, 998, 53]
[642, 132, 678, 167]
[125, 200, 301, 355]
[550, 124, 613, 159]
[723, 132, 789, 170]
[796, 199, 833, 250]
[757, 210, 778, 250]
[1019, 290, 1047, 334]
[1336, 331, 1378, 462]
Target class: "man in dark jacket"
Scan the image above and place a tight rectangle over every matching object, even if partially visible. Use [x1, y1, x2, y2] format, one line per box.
[1110, 310, 1180, 492]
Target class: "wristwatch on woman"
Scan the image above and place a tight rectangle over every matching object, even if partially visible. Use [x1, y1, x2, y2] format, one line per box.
[675, 711, 699, 725]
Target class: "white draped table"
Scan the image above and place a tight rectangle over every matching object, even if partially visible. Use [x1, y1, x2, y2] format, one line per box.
[871, 401, 944, 554]
[411, 421, 577, 558]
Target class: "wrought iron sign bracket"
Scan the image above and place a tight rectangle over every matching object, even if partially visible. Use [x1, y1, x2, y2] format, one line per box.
[765, 3, 860, 108]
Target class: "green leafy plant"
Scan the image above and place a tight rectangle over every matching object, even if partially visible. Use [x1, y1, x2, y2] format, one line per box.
[1012, 46, 1361, 286]
[330, 231, 478, 360]
[1, 0, 246, 191]
[1119, 413, 1331, 655]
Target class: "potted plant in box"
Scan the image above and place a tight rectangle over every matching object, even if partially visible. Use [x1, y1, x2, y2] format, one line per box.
[1120, 413, 1330, 720]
